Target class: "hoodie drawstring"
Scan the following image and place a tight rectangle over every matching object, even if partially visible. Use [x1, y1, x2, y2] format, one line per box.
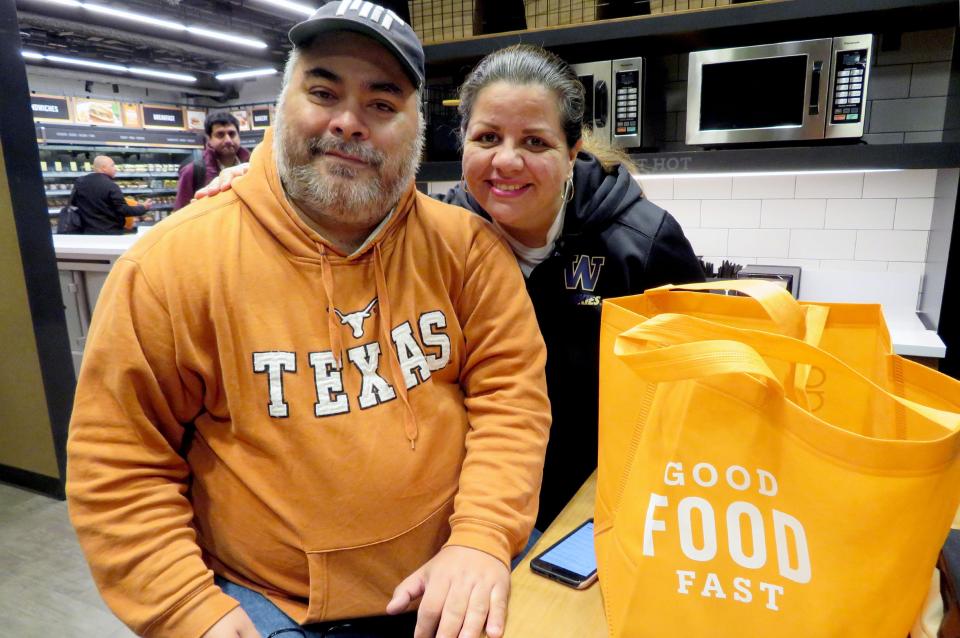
[374, 244, 420, 450]
[318, 245, 345, 369]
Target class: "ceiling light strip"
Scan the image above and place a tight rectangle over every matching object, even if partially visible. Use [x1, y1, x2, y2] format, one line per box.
[35, 0, 268, 49]
[215, 68, 278, 81]
[253, 0, 316, 16]
[23, 51, 197, 83]
[635, 168, 903, 180]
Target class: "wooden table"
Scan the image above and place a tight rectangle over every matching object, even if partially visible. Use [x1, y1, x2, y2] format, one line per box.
[500, 472, 960, 638]
[502, 472, 606, 638]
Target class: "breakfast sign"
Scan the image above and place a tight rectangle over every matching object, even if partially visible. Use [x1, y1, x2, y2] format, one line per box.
[142, 104, 186, 129]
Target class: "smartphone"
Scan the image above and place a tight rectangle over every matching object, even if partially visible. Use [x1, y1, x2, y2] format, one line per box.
[530, 519, 598, 589]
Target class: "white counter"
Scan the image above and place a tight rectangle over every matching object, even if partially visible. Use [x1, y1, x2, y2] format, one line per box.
[52, 233, 946, 358]
[53, 230, 146, 262]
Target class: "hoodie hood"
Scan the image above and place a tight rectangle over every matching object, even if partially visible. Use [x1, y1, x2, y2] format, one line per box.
[440, 151, 643, 240]
[231, 126, 418, 262]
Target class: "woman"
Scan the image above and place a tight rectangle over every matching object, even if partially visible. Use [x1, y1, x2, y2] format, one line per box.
[197, 44, 704, 529]
[444, 45, 703, 528]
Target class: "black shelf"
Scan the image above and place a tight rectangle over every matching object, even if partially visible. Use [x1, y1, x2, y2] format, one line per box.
[417, 142, 960, 181]
[424, 0, 957, 69]
[42, 171, 180, 179]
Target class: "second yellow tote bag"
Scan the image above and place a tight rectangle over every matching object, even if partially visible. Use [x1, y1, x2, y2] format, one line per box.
[595, 311, 960, 638]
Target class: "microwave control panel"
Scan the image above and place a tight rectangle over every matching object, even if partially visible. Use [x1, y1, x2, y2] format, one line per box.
[614, 71, 640, 137]
[613, 57, 643, 148]
[831, 49, 868, 124]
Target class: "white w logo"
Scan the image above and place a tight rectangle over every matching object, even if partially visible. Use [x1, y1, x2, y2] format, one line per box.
[336, 0, 405, 30]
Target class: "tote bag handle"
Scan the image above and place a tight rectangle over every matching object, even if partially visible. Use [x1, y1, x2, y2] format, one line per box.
[615, 314, 960, 446]
[645, 280, 806, 340]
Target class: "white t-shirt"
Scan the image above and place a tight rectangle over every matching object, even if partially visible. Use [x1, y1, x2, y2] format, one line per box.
[493, 202, 567, 278]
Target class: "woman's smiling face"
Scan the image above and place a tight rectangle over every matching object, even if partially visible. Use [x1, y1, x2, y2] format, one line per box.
[461, 81, 580, 246]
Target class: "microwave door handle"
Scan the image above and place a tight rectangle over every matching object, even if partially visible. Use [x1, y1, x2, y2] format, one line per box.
[809, 61, 823, 114]
[595, 80, 608, 128]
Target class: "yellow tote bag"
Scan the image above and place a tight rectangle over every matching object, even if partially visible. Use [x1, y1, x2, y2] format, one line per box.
[595, 311, 960, 638]
[610, 281, 959, 412]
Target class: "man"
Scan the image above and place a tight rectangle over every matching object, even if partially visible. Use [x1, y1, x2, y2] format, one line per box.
[71, 155, 152, 234]
[67, 3, 550, 638]
[173, 111, 251, 210]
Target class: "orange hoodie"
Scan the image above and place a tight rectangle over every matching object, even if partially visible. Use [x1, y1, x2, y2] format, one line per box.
[66, 128, 550, 637]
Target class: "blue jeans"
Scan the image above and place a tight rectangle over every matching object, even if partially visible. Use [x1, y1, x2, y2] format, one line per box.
[215, 576, 417, 638]
[216, 533, 541, 637]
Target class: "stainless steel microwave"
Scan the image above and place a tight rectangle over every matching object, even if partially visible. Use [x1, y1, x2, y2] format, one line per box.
[686, 35, 873, 145]
[571, 57, 644, 149]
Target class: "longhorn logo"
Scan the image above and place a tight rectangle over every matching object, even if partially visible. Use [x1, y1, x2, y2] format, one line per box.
[334, 298, 378, 339]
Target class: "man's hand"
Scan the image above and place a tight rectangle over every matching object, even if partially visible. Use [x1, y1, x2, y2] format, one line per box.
[195, 163, 250, 200]
[201, 607, 261, 638]
[386, 545, 510, 638]
[142, 198, 154, 210]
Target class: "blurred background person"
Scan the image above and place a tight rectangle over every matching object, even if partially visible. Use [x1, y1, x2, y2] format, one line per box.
[174, 111, 250, 210]
[72, 155, 151, 235]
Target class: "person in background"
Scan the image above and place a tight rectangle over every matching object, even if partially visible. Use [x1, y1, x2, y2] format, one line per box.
[173, 111, 251, 210]
[72, 155, 152, 234]
[198, 43, 705, 532]
[67, 3, 550, 638]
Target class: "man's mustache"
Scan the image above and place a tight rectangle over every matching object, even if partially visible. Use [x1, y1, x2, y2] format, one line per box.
[306, 136, 384, 167]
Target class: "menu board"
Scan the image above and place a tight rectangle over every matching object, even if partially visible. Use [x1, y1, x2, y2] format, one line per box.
[251, 107, 272, 129]
[73, 98, 123, 127]
[142, 104, 185, 129]
[186, 109, 207, 131]
[231, 109, 252, 131]
[121, 102, 142, 128]
[31, 94, 71, 122]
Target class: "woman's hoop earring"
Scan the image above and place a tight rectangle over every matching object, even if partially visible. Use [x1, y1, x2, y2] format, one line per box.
[460, 175, 470, 196]
[563, 175, 575, 203]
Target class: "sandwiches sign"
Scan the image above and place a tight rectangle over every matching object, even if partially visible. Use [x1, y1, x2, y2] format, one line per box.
[31, 94, 71, 122]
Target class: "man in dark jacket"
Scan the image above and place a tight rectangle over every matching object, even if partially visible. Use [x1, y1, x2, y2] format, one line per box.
[73, 156, 151, 235]
[173, 112, 251, 210]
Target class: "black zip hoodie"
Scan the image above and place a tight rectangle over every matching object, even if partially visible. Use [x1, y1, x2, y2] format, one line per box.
[439, 151, 704, 527]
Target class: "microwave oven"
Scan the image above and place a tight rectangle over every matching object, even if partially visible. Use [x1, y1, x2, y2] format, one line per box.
[571, 58, 644, 149]
[686, 35, 873, 145]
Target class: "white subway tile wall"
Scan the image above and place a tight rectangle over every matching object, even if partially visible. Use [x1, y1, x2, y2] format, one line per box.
[795, 172, 864, 199]
[894, 198, 936, 230]
[700, 200, 761, 228]
[824, 199, 896, 229]
[426, 169, 944, 283]
[634, 169, 941, 276]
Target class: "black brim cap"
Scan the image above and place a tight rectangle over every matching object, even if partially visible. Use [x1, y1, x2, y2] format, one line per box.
[289, 1, 425, 89]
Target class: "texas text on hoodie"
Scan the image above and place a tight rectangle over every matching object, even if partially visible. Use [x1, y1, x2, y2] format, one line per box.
[66, 128, 551, 638]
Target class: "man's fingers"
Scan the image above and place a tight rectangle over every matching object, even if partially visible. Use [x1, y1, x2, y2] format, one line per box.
[414, 575, 451, 638]
[456, 583, 490, 638]
[387, 569, 426, 615]
[435, 581, 472, 638]
[484, 581, 509, 638]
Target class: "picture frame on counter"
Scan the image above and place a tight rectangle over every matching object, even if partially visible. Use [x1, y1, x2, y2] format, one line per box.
[141, 104, 186, 130]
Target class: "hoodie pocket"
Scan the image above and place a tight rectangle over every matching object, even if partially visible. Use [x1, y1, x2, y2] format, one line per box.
[303, 494, 455, 622]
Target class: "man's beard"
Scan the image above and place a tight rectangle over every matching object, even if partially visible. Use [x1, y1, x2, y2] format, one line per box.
[274, 105, 424, 226]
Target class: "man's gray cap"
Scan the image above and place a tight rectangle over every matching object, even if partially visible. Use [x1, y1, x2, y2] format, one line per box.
[289, 1, 425, 89]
